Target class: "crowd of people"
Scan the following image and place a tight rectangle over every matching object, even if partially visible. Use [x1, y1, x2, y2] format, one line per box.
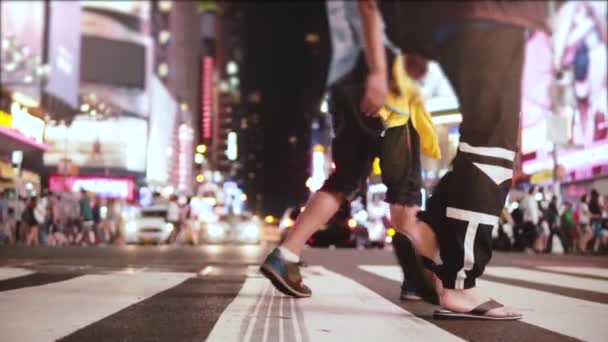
[494, 187, 608, 254]
[0, 189, 127, 247]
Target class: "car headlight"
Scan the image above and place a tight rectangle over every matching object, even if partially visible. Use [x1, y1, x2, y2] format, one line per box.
[207, 224, 226, 238]
[242, 224, 260, 239]
[164, 222, 174, 232]
[126, 221, 137, 234]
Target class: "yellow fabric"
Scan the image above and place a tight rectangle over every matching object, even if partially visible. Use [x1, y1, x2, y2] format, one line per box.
[377, 55, 442, 160]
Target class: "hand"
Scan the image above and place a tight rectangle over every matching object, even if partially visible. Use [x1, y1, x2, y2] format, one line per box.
[360, 71, 388, 116]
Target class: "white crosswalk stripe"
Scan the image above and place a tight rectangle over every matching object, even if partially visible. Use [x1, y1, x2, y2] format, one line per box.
[0, 270, 191, 342]
[359, 265, 608, 342]
[537, 266, 608, 278]
[0, 267, 33, 281]
[1, 264, 608, 341]
[484, 266, 608, 294]
[207, 266, 463, 342]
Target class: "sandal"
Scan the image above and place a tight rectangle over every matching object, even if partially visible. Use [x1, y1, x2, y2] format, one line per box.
[433, 299, 523, 321]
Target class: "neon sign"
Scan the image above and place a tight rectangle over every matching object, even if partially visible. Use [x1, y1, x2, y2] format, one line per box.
[201, 56, 214, 140]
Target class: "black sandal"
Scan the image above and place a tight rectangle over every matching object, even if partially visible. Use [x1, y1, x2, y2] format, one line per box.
[433, 299, 523, 321]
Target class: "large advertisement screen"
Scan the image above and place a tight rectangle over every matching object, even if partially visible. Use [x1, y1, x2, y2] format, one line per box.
[0, 1, 44, 103]
[45, 1, 82, 108]
[80, 35, 146, 89]
[521, 1, 607, 181]
[43, 115, 148, 172]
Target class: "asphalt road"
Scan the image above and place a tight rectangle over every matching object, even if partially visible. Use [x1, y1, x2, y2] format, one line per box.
[1, 244, 607, 342]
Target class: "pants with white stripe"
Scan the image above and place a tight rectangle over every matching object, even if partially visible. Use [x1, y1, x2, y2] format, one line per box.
[414, 21, 526, 289]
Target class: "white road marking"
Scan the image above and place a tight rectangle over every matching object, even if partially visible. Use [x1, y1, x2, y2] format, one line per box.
[0, 271, 190, 342]
[290, 296, 303, 342]
[0, 267, 34, 281]
[262, 287, 275, 342]
[208, 278, 268, 342]
[537, 266, 608, 279]
[279, 294, 285, 342]
[360, 265, 608, 342]
[484, 266, 608, 294]
[209, 266, 462, 342]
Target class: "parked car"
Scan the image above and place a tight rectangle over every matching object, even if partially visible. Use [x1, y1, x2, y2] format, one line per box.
[199, 213, 263, 245]
[124, 205, 174, 244]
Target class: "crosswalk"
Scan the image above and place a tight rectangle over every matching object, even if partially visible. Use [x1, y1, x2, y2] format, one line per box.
[0, 264, 607, 342]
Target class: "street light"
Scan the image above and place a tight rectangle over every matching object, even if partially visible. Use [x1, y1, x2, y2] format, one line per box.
[196, 144, 207, 154]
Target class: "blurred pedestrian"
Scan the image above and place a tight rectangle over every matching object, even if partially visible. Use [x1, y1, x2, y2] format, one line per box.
[560, 201, 575, 254]
[577, 194, 593, 253]
[24, 197, 39, 246]
[521, 187, 543, 252]
[34, 193, 49, 245]
[75, 189, 95, 245]
[167, 195, 181, 243]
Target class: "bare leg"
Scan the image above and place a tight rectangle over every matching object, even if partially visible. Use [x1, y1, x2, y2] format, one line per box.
[281, 191, 343, 256]
[405, 219, 519, 318]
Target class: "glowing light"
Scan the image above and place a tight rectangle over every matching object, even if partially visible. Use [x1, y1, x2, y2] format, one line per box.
[158, 1, 172, 12]
[180, 102, 189, 112]
[158, 30, 171, 44]
[264, 215, 275, 224]
[196, 174, 205, 183]
[432, 113, 462, 125]
[280, 217, 294, 229]
[347, 218, 357, 229]
[80, 103, 90, 112]
[207, 224, 226, 238]
[320, 99, 328, 113]
[305, 33, 320, 43]
[126, 221, 137, 234]
[241, 194, 247, 201]
[307, 145, 326, 192]
[194, 153, 204, 164]
[387, 228, 396, 237]
[201, 56, 214, 140]
[226, 61, 238, 75]
[196, 144, 207, 154]
[226, 131, 238, 161]
[242, 224, 260, 239]
[158, 63, 169, 77]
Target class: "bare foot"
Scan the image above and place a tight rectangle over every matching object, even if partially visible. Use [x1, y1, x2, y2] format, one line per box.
[440, 287, 521, 318]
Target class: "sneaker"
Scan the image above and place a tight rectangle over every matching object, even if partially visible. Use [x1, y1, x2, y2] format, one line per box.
[400, 283, 423, 301]
[260, 248, 312, 298]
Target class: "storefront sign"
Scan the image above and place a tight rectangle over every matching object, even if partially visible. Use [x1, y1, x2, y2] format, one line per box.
[49, 175, 135, 200]
[10, 102, 45, 143]
[201, 56, 214, 141]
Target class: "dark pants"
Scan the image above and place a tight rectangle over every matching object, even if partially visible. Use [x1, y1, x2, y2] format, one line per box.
[404, 21, 526, 289]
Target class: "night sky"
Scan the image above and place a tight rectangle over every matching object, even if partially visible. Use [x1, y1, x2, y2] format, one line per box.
[243, 2, 329, 215]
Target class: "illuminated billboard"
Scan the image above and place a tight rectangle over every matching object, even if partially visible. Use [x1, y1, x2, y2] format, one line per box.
[43, 115, 148, 172]
[521, 1, 607, 181]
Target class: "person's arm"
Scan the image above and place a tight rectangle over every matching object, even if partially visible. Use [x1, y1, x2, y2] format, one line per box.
[358, 0, 388, 115]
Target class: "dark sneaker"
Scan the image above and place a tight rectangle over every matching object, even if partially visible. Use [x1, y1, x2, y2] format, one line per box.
[400, 282, 423, 301]
[260, 248, 312, 298]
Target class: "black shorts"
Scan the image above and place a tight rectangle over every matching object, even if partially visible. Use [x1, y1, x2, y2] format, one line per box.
[320, 55, 422, 206]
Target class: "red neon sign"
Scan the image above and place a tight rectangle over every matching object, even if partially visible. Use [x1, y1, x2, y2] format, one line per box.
[201, 56, 214, 140]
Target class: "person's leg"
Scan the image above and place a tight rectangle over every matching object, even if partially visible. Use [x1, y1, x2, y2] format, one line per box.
[261, 68, 380, 297]
[281, 191, 344, 256]
[382, 122, 439, 302]
[414, 22, 526, 318]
